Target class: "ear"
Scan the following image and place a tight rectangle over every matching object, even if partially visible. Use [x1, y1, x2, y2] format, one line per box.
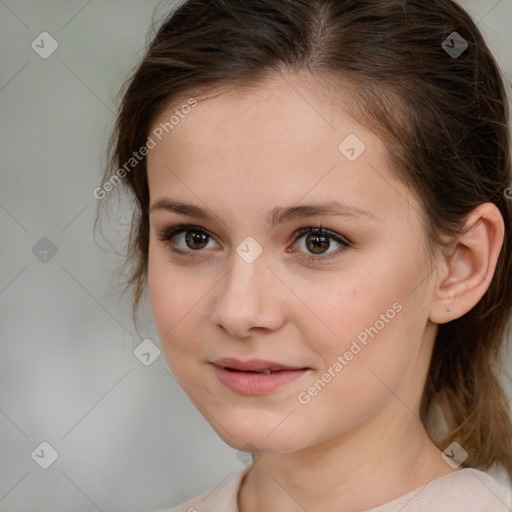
[429, 203, 505, 324]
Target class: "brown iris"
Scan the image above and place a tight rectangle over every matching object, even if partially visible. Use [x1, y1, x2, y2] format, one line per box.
[185, 230, 209, 250]
[305, 230, 330, 254]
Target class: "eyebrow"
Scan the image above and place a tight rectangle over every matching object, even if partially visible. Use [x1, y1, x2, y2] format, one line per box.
[150, 198, 378, 226]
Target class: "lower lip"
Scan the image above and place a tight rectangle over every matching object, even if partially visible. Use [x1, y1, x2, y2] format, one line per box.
[213, 365, 309, 395]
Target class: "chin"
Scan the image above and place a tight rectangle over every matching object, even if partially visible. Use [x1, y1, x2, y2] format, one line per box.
[208, 415, 306, 454]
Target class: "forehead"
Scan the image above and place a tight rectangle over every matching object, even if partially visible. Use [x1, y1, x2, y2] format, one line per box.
[146, 75, 419, 228]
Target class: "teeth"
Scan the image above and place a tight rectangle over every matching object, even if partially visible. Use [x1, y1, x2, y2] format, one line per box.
[226, 368, 275, 373]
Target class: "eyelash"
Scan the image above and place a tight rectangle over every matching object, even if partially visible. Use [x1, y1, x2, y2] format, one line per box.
[156, 224, 352, 263]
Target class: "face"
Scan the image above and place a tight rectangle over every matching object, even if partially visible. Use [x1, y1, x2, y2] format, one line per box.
[146, 74, 438, 454]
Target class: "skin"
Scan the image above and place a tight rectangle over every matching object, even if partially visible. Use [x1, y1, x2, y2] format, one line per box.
[146, 73, 504, 511]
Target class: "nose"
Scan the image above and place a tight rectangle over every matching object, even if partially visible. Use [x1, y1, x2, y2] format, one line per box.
[211, 250, 286, 339]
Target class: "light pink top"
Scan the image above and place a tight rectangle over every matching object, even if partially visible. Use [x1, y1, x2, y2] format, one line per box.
[161, 466, 512, 512]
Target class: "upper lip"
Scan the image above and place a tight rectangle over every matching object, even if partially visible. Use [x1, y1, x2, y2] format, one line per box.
[212, 358, 308, 372]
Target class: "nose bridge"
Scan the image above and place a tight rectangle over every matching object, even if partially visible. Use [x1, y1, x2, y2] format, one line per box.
[212, 246, 283, 336]
[221, 248, 271, 311]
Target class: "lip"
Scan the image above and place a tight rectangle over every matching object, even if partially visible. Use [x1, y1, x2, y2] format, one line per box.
[211, 358, 310, 395]
[212, 358, 307, 372]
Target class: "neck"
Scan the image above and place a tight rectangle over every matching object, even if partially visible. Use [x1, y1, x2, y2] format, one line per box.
[238, 406, 458, 512]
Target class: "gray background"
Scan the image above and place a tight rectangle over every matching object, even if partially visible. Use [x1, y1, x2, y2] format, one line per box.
[1, 1, 511, 511]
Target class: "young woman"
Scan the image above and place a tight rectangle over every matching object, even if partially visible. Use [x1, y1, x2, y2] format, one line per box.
[97, 0, 512, 510]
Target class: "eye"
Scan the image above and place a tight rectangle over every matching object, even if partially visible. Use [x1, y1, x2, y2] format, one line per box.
[157, 224, 219, 255]
[156, 224, 352, 262]
[288, 225, 352, 262]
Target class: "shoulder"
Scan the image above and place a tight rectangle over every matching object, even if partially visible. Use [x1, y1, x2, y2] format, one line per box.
[369, 468, 512, 512]
[157, 466, 250, 512]
[155, 466, 511, 512]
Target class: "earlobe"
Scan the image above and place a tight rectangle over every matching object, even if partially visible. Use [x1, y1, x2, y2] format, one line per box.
[429, 203, 505, 324]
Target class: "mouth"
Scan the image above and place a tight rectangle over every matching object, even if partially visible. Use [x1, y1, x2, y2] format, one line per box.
[211, 358, 311, 395]
[212, 357, 310, 373]
[223, 368, 284, 374]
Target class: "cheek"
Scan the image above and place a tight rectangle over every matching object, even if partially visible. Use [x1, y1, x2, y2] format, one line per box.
[292, 310, 413, 446]
[301, 264, 402, 354]
[298, 258, 417, 394]
[148, 249, 174, 333]
[147, 248, 200, 351]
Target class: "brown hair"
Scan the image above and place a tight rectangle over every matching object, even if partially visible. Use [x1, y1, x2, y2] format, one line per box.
[97, 0, 512, 475]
